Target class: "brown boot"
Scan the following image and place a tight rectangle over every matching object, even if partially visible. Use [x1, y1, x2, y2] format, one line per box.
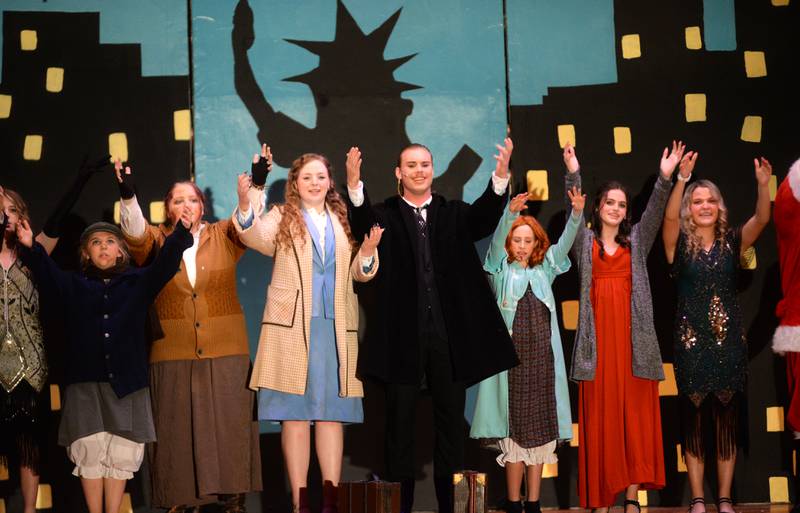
[322, 481, 338, 513]
[220, 493, 247, 513]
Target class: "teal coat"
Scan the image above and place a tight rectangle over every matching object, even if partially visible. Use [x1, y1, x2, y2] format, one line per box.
[469, 208, 581, 442]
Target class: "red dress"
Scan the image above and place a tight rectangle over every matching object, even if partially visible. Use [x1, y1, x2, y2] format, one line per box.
[578, 241, 665, 507]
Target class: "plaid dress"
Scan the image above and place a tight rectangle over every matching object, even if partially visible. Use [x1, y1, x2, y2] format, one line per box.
[508, 285, 558, 448]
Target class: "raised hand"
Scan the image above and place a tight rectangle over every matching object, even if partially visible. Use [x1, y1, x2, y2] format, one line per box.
[346, 147, 362, 189]
[567, 186, 586, 213]
[508, 192, 528, 213]
[360, 224, 384, 257]
[659, 140, 686, 178]
[563, 143, 580, 173]
[754, 157, 772, 185]
[679, 151, 698, 180]
[237, 172, 252, 211]
[16, 219, 34, 248]
[251, 143, 272, 188]
[114, 159, 136, 200]
[493, 138, 513, 179]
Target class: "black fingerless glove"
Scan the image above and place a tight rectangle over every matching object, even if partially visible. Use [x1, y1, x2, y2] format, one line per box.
[251, 155, 272, 188]
[117, 167, 136, 200]
[42, 154, 111, 238]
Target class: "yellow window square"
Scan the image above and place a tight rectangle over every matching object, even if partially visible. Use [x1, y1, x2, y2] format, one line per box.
[613, 127, 632, 154]
[0, 459, 8, 480]
[0, 94, 11, 118]
[621, 34, 641, 59]
[542, 462, 558, 478]
[770, 476, 789, 502]
[46, 67, 64, 93]
[36, 484, 52, 509]
[744, 51, 767, 78]
[20, 30, 37, 51]
[659, 363, 678, 396]
[557, 124, 576, 148]
[561, 300, 579, 330]
[120, 493, 133, 513]
[23, 134, 43, 161]
[741, 246, 757, 270]
[741, 115, 762, 143]
[150, 201, 166, 224]
[570, 423, 579, 447]
[526, 170, 549, 201]
[113, 201, 121, 224]
[638, 490, 648, 506]
[677, 444, 687, 472]
[685, 94, 707, 122]
[50, 384, 61, 411]
[173, 109, 192, 141]
[772, 0, 790, 6]
[767, 406, 785, 432]
[109, 132, 129, 162]
[770, 175, 778, 202]
[685, 26, 702, 50]
[1, 497, 6, 513]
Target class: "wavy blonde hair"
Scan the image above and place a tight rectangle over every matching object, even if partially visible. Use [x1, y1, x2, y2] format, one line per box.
[275, 153, 355, 250]
[680, 179, 730, 256]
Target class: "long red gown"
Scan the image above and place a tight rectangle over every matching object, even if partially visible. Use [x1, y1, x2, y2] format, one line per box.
[578, 241, 665, 507]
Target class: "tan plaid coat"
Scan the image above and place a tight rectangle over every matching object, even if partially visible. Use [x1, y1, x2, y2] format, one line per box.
[232, 200, 377, 397]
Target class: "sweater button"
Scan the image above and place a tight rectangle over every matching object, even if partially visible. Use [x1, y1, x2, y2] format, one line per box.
[105, 354, 110, 360]
[103, 314, 109, 320]
[197, 348, 203, 355]
[104, 333, 110, 338]
[108, 373, 114, 379]
[195, 322, 200, 328]
[193, 293, 197, 299]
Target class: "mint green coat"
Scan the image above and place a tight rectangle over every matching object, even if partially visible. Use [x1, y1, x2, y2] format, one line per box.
[469, 208, 581, 442]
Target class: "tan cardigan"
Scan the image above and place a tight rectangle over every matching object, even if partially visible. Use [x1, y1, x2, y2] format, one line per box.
[232, 202, 377, 397]
[125, 220, 250, 362]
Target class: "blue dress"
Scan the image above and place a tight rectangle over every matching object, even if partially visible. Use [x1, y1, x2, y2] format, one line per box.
[258, 212, 364, 423]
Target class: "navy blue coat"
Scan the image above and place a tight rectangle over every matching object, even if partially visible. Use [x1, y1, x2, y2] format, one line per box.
[22, 223, 193, 398]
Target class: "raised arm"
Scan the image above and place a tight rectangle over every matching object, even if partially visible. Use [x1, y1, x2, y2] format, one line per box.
[483, 192, 525, 274]
[563, 143, 585, 260]
[142, 213, 194, 298]
[467, 138, 513, 240]
[740, 157, 773, 252]
[663, 148, 697, 263]
[16, 219, 72, 301]
[345, 146, 380, 240]
[36, 154, 111, 254]
[636, 141, 684, 252]
[548, 186, 585, 269]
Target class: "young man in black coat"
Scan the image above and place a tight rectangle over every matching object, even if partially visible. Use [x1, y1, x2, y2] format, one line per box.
[345, 140, 519, 513]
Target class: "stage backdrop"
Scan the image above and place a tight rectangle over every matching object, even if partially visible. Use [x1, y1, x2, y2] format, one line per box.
[1, 0, 799, 511]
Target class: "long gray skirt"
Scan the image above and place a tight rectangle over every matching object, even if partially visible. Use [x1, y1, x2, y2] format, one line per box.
[147, 355, 262, 508]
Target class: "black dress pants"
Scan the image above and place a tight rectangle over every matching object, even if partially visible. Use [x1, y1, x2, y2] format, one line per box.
[383, 328, 466, 482]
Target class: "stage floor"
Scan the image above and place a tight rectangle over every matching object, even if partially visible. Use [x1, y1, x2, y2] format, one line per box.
[476, 506, 793, 513]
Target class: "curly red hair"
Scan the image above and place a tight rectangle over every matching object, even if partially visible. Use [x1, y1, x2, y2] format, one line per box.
[505, 215, 550, 267]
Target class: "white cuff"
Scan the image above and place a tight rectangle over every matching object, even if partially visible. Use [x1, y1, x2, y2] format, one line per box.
[119, 196, 146, 238]
[491, 172, 509, 195]
[348, 181, 365, 207]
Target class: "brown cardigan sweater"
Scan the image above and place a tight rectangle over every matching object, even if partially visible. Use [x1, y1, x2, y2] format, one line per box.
[125, 220, 249, 362]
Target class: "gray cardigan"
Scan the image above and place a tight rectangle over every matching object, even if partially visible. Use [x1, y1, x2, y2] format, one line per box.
[566, 171, 671, 382]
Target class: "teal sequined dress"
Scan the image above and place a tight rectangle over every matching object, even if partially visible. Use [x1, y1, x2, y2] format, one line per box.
[673, 228, 747, 407]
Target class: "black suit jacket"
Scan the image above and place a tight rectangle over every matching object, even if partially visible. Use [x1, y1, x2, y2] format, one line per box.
[347, 179, 518, 385]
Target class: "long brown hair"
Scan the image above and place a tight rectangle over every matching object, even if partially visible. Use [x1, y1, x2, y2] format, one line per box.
[275, 154, 355, 250]
[505, 215, 550, 267]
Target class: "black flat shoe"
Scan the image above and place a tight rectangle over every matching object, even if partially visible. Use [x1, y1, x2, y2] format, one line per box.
[688, 497, 706, 513]
[623, 499, 641, 513]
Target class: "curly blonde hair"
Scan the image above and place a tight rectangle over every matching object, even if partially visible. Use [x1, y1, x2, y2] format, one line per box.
[680, 179, 730, 256]
[275, 153, 355, 250]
